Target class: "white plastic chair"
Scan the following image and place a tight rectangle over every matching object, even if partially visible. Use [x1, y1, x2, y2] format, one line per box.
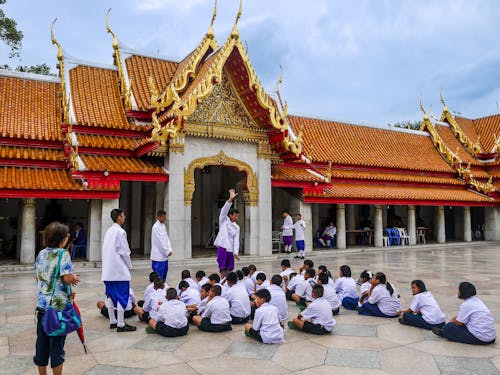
[416, 229, 426, 244]
[398, 228, 410, 246]
[272, 231, 283, 252]
[382, 236, 389, 247]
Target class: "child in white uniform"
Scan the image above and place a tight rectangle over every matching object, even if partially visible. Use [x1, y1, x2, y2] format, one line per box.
[181, 270, 198, 290]
[134, 278, 166, 322]
[432, 282, 496, 345]
[268, 275, 288, 323]
[245, 289, 284, 344]
[223, 272, 251, 324]
[137, 271, 160, 307]
[192, 285, 232, 332]
[179, 280, 201, 306]
[318, 273, 341, 315]
[334, 265, 358, 310]
[98, 288, 136, 319]
[359, 272, 400, 318]
[292, 268, 316, 307]
[289, 285, 335, 335]
[148, 288, 189, 337]
[196, 270, 209, 292]
[397, 279, 445, 330]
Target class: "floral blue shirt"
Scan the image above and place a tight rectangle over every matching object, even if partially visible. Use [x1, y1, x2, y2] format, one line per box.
[35, 248, 73, 310]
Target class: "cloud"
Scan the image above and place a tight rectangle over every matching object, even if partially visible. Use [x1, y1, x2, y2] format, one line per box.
[136, 0, 205, 12]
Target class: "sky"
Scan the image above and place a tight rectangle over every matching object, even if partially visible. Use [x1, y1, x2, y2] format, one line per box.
[2, 0, 500, 126]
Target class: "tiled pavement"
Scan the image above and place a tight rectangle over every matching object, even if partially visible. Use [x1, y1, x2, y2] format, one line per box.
[1, 243, 500, 374]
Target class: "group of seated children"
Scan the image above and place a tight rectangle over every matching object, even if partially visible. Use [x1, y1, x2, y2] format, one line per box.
[96, 259, 496, 346]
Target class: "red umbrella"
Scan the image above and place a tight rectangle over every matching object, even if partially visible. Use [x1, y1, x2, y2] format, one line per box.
[72, 299, 87, 354]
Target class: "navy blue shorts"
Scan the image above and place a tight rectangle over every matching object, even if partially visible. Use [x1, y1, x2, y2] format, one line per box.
[296, 240, 305, 251]
[33, 311, 66, 368]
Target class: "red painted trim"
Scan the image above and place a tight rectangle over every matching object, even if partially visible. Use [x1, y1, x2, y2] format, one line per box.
[303, 196, 498, 207]
[271, 180, 326, 188]
[0, 137, 63, 149]
[77, 147, 134, 158]
[0, 189, 120, 199]
[64, 125, 149, 139]
[72, 171, 168, 182]
[125, 109, 154, 121]
[0, 158, 67, 169]
[330, 178, 461, 189]
[135, 142, 158, 157]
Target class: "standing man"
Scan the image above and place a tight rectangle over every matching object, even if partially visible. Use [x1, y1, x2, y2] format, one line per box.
[294, 213, 306, 259]
[151, 209, 172, 282]
[101, 209, 136, 332]
[214, 189, 240, 272]
[281, 210, 294, 254]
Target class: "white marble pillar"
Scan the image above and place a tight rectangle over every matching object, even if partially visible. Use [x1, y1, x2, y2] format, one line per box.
[382, 205, 388, 228]
[336, 204, 346, 249]
[463, 207, 472, 242]
[257, 158, 272, 256]
[20, 198, 36, 264]
[143, 183, 155, 255]
[374, 205, 383, 247]
[100, 198, 120, 251]
[299, 200, 313, 255]
[437, 206, 446, 244]
[88, 199, 102, 261]
[484, 207, 500, 240]
[408, 205, 416, 246]
[346, 204, 356, 245]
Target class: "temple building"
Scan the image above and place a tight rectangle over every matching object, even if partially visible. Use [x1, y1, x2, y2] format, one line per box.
[1, 5, 500, 264]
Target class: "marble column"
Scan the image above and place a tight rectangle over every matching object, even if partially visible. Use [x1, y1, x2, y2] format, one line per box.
[408, 205, 416, 246]
[88, 199, 102, 261]
[382, 205, 388, 228]
[437, 206, 446, 244]
[336, 204, 346, 249]
[463, 206, 472, 242]
[484, 207, 500, 241]
[346, 204, 356, 245]
[143, 183, 155, 255]
[20, 198, 36, 264]
[257, 158, 272, 256]
[299, 201, 313, 255]
[374, 205, 383, 247]
[101, 198, 120, 251]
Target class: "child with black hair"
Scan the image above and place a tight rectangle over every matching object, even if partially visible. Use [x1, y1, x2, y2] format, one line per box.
[134, 277, 166, 322]
[179, 280, 201, 306]
[207, 273, 222, 289]
[280, 259, 293, 280]
[285, 272, 303, 300]
[318, 265, 335, 288]
[359, 272, 400, 318]
[333, 265, 358, 309]
[289, 285, 335, 335]
[148, 288, 189, 337]
[181, 269, 198, 289]
[236, 269, 244, 283]
[268, 275, 288, 323]
[255, 272, 270, 292]
[342, 269, 372, 310]
[222, 272, 251, 324]
[137, 271, 161, 307]
[242, 266, 254, 296]
[192, 285, 232, 332]
[244, 289, 284, 344]
[432, 282, 496, 345]
[317, 273, 341, 315]
[397, 279, 445, 330]
[187, 283, 212, 321]
[292, 268, 316, 307]
[299, 259, 314, 275]
[196, 270, 209, 291]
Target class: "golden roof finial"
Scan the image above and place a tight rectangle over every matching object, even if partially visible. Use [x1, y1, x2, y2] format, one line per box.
[51, 18, 69, 123]
[275, 65, 283, 93]
[51, 18, 63, 61]
[106, 8, 118, 48]
[419, 98, 429, 120]
[440, 89, 449, 112]
[207, 0, 217, 37]
[231, 0, 243, 38]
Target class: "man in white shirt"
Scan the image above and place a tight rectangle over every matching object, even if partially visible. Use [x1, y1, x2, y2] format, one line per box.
[101, 208, 136, 332]
[150, 210, 172, 282]
[245, 289, 284, 344]
[214, 189, 240, 272]
[289, 285, 335, 335]
[223, 272, 251, 324]
[148, 288, 189, 337]
[293, 213, 306, 259]
[192, 285, 232, 332]
[281, 210, 294, 253]
[319, 222, 336, 247]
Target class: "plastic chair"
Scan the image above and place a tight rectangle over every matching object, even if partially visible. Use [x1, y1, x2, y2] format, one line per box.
[72, 245, 87, 259]
[398, 228, 410, 246]
[272, 231, 283, 252]
[385, 228, 395, 246]
[391, 228, 401, 246]
[416, 229, 426, 244]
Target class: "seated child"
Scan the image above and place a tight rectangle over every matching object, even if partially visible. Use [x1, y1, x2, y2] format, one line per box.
[244, 289, 284, 344]
[196, 270, 209, 292]
[289, 285, 335, 335]
[182, 270, 198, 289]
[432, 282, 496, 345]
[192, 285, 232, 332]
[279, 259, 294, 283]
[134, 277, 166, 322]
[179, 280, 201, 306]
[236, 269, 245, 284]
[317, 273, 341, 315]
[242, 266, 255, 296]
[285, 272, 303, 300]
[148, 288, 189, 337]
[255, 272, 270, 293]
[268, 275, 288, 323]
[341, 269, 371, 309]
[318, 265, 335, 288]
[207, 273, 221, 286]
[223, 272, 251, 324]
[334, 265, 358, 310]
[359, 272, 400, 318]
[291, 268, 316, 307]
[97, 288, 136, 320]
[137, 271, 160, 307]
[299, 259, 314, 275]
[397, 279, 445, 330]
[187, 283, 212, 321]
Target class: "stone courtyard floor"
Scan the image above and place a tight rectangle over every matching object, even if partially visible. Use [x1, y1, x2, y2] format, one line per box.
[1, 243, 500, 375]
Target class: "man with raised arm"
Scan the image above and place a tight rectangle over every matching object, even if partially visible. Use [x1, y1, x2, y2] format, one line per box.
[214, 189, 240, 272]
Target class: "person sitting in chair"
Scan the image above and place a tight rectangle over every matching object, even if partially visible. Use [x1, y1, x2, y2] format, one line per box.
[318, 222, 336, 247]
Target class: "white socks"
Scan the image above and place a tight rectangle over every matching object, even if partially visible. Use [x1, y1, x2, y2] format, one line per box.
[117, 303, 125, 328]
[105, 298, 117, 325]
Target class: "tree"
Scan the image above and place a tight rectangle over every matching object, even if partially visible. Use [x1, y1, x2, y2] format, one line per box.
[389, 120, 423, 131]
[0, 0, 23, 58]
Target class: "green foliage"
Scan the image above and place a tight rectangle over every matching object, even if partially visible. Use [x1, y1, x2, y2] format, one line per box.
[0, 0, 23, 58]
[389, 120, 423, 131]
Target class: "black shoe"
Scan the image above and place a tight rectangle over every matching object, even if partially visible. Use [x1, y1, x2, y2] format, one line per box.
[431, 327, 444, 337]
[300, 256, 305, 259]
[294, 256, 300, 259]
[117, 323, 137, 332]
[398, 318, 406, 325]
[110, 323, 117, 329]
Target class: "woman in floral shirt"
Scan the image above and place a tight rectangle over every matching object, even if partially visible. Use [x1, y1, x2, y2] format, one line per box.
[34, 222, 80, 375]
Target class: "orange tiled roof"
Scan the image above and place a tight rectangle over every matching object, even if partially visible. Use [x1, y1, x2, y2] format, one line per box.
[125, 55, 178, 111]
[288, 115, 454, 172]
[80, 155, 165, 174]
[0, 166, 84, 190]
[77, 134, 144, 151]
[433, 123, 477, 164]
[306, 183, 494, 203]
[70, 65, 135, 130]
[0, 76, 62, 141]
[271, 166, 325, 183]
[473, 114, 500, 153]
[0, 146, 64, 162]
[453, 116, 480, 146]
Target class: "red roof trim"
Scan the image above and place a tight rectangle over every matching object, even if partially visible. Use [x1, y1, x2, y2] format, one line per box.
[271, 180, 325, 189]
[303, 196, 498, 207]
[135, 142, 159, 157]
[0, 188, 119, 200]
[125, 109, 154, 121]
[77, 147, 134, 158]
[72, 171, 168, 183]
[62, 124, 149, 138]
[331, 178, 461, 189]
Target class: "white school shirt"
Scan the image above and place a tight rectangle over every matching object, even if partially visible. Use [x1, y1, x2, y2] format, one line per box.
[323, 225, 336, 237]
[150, 220, 172, 262]
[282, 215, 294, 236]
[202, 296, 232, 324]
[358, 281, 371, 307]
[457, 296, 496, 342]
[197, 277, 209, 291]
[322, 284, 341, 310]
[301, 297, 335, 332]
[287, 274, 304, 292]
[334, 277, 358, 300]
[244, 276, 255, 296]
[293, 219, 306, 241]
[184, 277, 198, 290]
[409, 291, 446, 325]
[223, 283, 251, 318]
[198, 296, 209, 314]
[126, 289, 136, 310]
[143, 283, 155, 301]
[156, 299, 188, 329]
[267, 284, 288, 321]
[295, 278, 315, 301]
[214, 201, 240, 255]
[256, 280, 270, 293]
[180, 287, 201, 306]
[368, 283, 401, 316]
[253, 303, 285, 344]
[280, 268, 294, 289]
[143, 288, 166, 313]
[101, 223, 132, 281]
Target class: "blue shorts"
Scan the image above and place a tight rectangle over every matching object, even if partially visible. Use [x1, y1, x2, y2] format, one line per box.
[152, 260, 168, 281]
[104, 281, 129, 309]
[296, 240, 305, 251]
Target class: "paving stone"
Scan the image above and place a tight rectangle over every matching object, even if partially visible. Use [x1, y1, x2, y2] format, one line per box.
[433, 355, 500, 375]
[325, 348, 380, 368]
[133, 334, 188, 352]
[188, 357, 289, 375]
[225, 340, 279, 360]
[82, 365, 144, 375]
[92, 349, 181, 368]
[143, 363, 200, 375]
[272, 340, 327, 371]
[0, 356, 33, 375]
[333, 324, 377, 337]
[380, 346, 440, 375]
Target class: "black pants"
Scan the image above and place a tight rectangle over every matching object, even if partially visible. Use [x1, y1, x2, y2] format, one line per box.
[302, 321, 330, 335]
[248, 328, 263, 342]
[156, 322, 189, 337]
[231, 315, 250, 324]
[286, 290, 294, 300]
[198, 317, 232, 332]
[100, 306, 134, 319]
[33, 311, 66, 368]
